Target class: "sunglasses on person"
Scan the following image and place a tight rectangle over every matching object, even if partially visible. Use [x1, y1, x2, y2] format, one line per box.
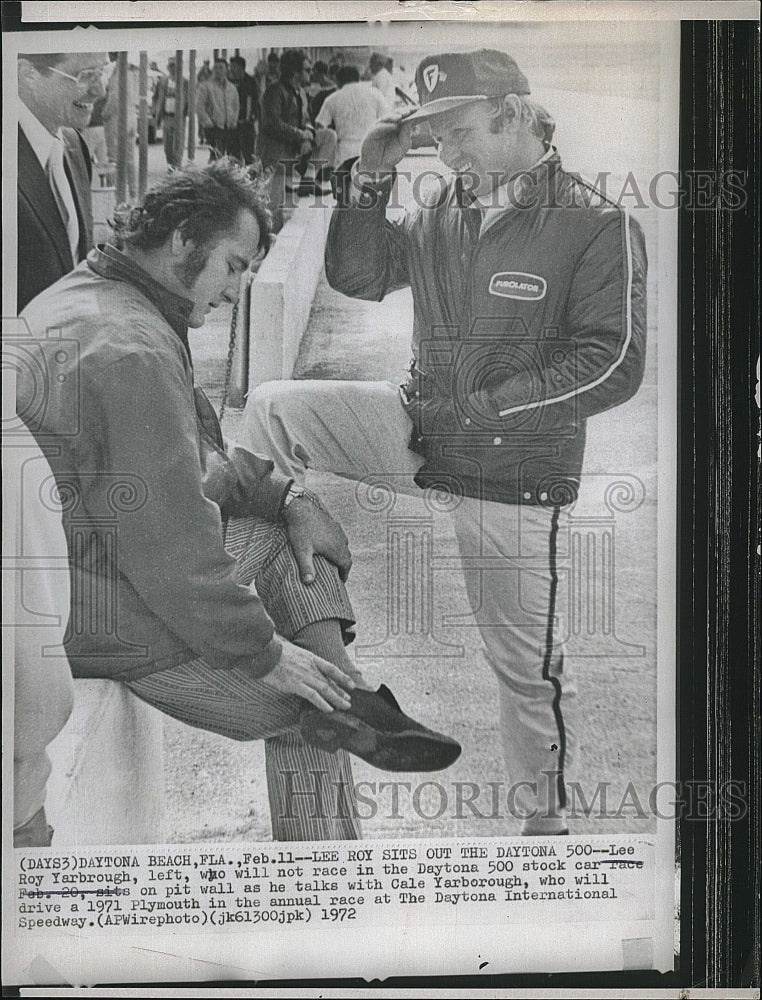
[47, 63, 112, 88]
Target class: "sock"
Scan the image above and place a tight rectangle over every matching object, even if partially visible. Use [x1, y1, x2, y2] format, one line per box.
[291, 619, 368, 689]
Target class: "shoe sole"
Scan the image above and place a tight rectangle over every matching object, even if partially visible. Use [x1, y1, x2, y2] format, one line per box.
[300, 710, 461, 772]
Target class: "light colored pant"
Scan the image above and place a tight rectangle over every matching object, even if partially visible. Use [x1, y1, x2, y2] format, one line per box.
[240, 380, 577, 833]
[7, 425, 73, 841]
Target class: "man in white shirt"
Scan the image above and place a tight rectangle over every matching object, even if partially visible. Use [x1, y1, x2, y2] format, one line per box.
[369, 52, 396, 111]
[315, 65, 388, 166]
[17, 51, 109, 310]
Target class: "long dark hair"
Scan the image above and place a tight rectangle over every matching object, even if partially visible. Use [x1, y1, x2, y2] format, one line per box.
[112, 159, 271, 274]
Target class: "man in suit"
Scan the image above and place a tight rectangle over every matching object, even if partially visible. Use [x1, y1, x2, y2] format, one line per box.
[17, 51, 110, 312]
[14, 50, 108, 845]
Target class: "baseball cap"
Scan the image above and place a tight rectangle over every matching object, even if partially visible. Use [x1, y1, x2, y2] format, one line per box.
[406, 49, 531, 124]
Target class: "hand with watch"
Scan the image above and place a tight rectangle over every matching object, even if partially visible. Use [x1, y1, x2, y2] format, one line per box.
[281, 483, 352, 584]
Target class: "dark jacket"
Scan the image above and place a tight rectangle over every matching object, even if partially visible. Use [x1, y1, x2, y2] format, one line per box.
[259, 78, 311, 169]
[17, 125, 94, 312]
[326, 150, 648, 506]
[18, 246, 290, 682]
[152, 73, 188, 122]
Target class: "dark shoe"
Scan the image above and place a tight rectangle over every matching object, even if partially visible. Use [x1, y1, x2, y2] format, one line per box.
[299, 684, 461, 772]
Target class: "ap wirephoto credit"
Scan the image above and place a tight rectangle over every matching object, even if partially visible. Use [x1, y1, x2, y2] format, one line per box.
[4, 4, 720, 987]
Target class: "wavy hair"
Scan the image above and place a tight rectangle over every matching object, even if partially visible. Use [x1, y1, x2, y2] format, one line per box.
[111, 159, 271, 279]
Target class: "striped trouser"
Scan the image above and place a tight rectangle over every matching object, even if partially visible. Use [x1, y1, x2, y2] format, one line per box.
[126, 515, 360, 841]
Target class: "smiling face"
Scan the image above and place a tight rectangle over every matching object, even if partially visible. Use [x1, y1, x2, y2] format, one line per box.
[172, 210, 262, 328]
[428, 99, 520, 197]
[18, 52, 110, 134]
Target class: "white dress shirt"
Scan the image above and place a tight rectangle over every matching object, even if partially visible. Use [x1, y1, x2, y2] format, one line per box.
[316, 82, 388, 165]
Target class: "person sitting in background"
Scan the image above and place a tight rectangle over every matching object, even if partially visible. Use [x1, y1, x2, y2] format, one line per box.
[197, 57, 240, 161]
[17, 160, 461, 842]
[260, 49, 337, 222]
[315, 64, 388, 167]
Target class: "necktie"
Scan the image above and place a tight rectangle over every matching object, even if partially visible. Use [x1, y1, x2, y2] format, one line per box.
[46, 136, 80, 263]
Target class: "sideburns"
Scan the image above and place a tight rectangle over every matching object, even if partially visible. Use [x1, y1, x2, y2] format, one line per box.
[174, 243, 208, 288]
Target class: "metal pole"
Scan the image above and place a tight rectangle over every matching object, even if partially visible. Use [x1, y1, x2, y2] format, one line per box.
[228, 271, 251, 408]
[187, 49, 196, 161]
[138, 52, 148, 200]
[174, 50, 183, 167]
[116, 52, 128, 203]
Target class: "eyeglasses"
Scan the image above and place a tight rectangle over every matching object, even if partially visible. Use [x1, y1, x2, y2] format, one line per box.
[47, 64, 112, 88]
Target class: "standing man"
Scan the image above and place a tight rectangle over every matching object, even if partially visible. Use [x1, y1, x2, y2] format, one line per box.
[152, 57, 187, 169]
[17, 51, 109, 310]
[315, 64, 388, 167]
[368, 52, 395, 110]
[102, 55, 139, 200]
[308, 60, 336, 122]
[14, 49, 109, 844]
[197, 56, 240, 161]
[228, 55, 259, 164]
[241, 49, 648, 836]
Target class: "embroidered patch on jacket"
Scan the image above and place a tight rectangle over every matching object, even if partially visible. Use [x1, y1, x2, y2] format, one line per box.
[488, 272, 547, 300]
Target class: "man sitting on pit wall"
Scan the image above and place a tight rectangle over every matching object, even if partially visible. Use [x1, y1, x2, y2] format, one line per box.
[17, 160, 460, 842]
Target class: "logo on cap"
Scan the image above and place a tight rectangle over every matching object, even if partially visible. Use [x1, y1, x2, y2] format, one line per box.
[488, 272, 547, 300]
[422, 64, 446, 93]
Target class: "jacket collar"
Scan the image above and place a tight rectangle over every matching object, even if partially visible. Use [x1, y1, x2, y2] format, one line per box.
[87, 244, 195, 352]
[455, 146, 562, 213]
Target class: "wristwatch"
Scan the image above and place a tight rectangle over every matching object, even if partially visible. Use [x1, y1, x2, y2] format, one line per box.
[281, 483, 307, 513]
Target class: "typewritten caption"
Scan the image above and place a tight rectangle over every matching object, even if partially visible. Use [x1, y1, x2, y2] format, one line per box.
[15, 837, 654, 931]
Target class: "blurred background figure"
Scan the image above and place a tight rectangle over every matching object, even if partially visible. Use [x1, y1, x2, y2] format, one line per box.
[152, 56, 188, 169]
[307, 60, 336, 120]
[197, 56, 239, 161]
[102, 53, 139, 200]
[229, 55, 259, 164]
[82, 89, 109, 164]
[196, 58, 212, 143]
[197, 58, 212, 84]
[315, 64, 387, 166]
[260, 49, 336, 226]
[368, 52, 395, 110]
[265, 50, 281, 86]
